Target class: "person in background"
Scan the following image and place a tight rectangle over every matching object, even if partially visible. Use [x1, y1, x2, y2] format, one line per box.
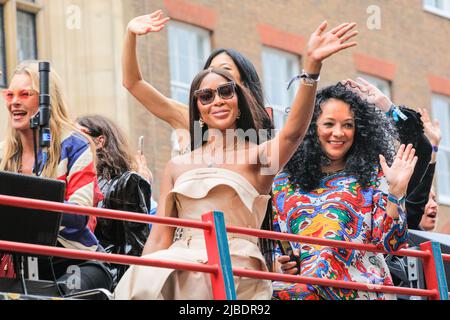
[419, 188, 439, 231]
[76, 115, 151, 287]
[415, 108, 441, 232]
[0, 61, 112, 293]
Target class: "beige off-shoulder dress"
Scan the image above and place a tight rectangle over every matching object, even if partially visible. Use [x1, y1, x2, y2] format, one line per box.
[114, 168, 273, 300]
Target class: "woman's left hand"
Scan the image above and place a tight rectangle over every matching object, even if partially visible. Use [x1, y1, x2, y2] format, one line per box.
[418, 107, 441, 147]
[304, 21, 358, 72]
[379, 144, 418, 198]
[343, 77, 392, 112]
[136, 154, 153, 184]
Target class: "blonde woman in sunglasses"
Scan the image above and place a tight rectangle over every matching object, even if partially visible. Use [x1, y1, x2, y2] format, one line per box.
[115, 21, 359, 300]
[0, 61, 114, 293]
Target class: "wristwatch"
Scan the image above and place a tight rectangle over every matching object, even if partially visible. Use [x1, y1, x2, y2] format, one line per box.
[300, 70, 321, 86]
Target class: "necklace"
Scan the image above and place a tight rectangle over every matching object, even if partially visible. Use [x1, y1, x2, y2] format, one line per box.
[204, 137, 243, 168]
[322, 169, 345, 177]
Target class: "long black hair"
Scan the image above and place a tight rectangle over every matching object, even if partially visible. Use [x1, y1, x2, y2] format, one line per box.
[204, 49, 274, 137]
[285, 82, 398, 192]
[188, 67, 275, 271]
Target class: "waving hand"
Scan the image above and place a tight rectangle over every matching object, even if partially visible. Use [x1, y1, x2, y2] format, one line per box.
[305, 22, 358, 65]
[127, 10, 170, 36]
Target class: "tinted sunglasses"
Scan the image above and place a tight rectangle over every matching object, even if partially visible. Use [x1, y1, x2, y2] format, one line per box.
[2, 89, 38, 102]
[194, 81, 236, 105]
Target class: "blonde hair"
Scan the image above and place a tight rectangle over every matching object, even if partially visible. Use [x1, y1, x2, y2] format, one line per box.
[0, 61, 84, 178]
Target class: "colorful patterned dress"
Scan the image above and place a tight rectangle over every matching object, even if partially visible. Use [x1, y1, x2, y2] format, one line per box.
[272, 169, 408, 300]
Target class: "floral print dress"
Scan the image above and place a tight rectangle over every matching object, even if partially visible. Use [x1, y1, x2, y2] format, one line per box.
[272, 169, 408, 300]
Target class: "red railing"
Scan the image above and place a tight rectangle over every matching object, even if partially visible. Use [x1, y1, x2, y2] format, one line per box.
[0, 194, 447, 300]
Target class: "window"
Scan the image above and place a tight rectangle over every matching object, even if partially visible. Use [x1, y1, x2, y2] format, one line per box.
[0, 0, 42, 87]
[432, 94, 450, 205]
[357, 73, 392, 99]
[167, 21, 211, 105]
[17, 10, 38, 62]
[423, 0, 450, 19]
[262, 47, 300, 129]
[0, 5, 6, 87]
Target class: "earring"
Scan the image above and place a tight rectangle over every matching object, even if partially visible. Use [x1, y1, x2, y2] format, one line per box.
[199, 118, 205, 128]
[237, 110, 241, 120]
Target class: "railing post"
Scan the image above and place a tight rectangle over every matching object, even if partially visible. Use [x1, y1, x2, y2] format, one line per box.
[420, 241, 448, 300]
[202, 211, 236, 300]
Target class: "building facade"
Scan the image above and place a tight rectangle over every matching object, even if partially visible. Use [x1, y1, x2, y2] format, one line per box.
[1, 0, 450, 232]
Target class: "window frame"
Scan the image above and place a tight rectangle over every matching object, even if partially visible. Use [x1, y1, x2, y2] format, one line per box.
[431, 93, 450, 205]
[0, 4, 7, 87]
[167, 20, 211, 105]
[423, 0, 450, 19]
[356, 73, 392, 100]
[261, 46, 301, 129]
[0, 0, 43, 87]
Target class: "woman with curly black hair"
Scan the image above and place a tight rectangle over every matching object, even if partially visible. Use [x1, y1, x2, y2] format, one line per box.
[272, 83, 418, 300]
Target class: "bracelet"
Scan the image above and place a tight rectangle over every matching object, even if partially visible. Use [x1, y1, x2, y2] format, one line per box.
[386, 105, 408, 122]
[287, 70, 320, 90]
[432, 145, 439, 153]
[387, 193, 406, 206]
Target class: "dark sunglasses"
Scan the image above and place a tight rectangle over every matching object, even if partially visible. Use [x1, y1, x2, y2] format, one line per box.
[194, 81, 236, 105]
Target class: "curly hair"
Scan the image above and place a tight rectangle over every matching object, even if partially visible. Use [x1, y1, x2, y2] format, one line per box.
[285, 82, 398, 192]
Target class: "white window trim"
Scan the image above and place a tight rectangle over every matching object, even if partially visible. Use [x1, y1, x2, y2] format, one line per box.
[423, 0, 450, 19]
[437, 145, 450, 206]
[168, 21, 211, 104]
[262, 46, 300, 129]
[432, 93, 450, 205]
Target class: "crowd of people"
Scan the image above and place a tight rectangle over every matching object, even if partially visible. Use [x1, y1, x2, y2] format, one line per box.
[0, 9, 444, 300]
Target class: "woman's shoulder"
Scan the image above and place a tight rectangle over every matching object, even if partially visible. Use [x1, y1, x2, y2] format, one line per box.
[60, 130, 90, 150]
[59, 130, 93, 162]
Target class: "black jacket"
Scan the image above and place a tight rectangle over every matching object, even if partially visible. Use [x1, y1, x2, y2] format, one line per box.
[96, 172, 151, 285]
[393, 106, 433, 230]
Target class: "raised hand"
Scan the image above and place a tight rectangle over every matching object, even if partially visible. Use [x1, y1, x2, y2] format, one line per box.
[136, 153, 153, 184]
[127, 10, 170, 36]
[343, 77, 392, 112]
[379, 144, 418, 198]
[418, 107, 441, 147]
[305, 22, 358, 66]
